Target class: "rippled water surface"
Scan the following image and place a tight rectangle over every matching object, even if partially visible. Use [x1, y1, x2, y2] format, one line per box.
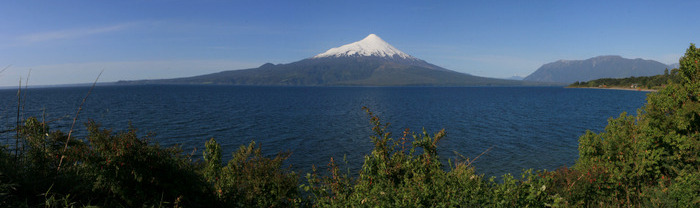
[0, 85, 649, 176]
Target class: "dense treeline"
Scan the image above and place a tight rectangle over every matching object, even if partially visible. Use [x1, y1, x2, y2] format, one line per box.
[1, 45, 698, 207]
[569, 68, 682, 90]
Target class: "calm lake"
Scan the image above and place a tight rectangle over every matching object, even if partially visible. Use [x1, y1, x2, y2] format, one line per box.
[0, 85, 649, 176]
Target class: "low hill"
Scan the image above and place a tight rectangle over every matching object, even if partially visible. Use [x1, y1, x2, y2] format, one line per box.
[568, 68, 681, 90]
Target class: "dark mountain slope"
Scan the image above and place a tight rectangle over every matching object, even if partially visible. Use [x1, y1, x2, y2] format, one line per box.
[128, 56, 523, 86]
[524, 55, 669, 83]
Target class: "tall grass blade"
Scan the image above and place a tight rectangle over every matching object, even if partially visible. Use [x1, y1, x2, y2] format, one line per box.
[57, 69, 103, 171]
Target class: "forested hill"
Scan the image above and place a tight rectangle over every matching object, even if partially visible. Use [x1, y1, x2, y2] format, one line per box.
[568, 68, 682, 90]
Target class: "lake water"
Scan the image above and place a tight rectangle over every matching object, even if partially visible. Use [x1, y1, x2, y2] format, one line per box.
[0, 85, 649, 177]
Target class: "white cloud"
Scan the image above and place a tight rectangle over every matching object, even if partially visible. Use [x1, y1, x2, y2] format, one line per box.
[18, 23, 133, 43]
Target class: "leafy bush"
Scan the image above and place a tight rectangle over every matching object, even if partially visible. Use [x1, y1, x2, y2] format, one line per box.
[303, 107, 553, 207]
[571, 44, 700, 206]
[1, 118, 302, 207]
[203, 138, 300, 207]
[0, 119, 210, 207]
[78, 121, 215, 207]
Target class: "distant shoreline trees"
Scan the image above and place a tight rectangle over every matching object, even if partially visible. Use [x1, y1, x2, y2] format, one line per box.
[569, 68, 682, 90]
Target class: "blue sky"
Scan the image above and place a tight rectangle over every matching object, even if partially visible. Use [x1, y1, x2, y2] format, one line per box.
[1, 0, 698, 86]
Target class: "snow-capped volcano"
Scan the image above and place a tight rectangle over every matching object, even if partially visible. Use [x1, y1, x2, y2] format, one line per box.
[313, 34, 416, 59]
[122, 34, 530, 86]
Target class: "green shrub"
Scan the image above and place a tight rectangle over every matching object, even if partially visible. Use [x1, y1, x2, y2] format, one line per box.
[303, 107, 553, 207]
[0, 145, 18, 207]
[1, 119, 217, 207]
[79, 121, 215, 207]
[569, 44, 700, 206]
[204, 138, 300, 207]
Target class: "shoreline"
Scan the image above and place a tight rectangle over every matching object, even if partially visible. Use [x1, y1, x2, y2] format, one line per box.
[566, 86, 658, 92]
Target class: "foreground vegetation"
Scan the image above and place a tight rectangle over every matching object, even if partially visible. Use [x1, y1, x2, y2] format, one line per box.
[569, 67, 682, 90]
[1, 45, 699, 207]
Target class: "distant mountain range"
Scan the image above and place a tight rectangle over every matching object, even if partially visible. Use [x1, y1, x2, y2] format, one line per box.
[506, 76, 525, 80]
[524, 55, 676, 84]
[120, 34, 538, 86]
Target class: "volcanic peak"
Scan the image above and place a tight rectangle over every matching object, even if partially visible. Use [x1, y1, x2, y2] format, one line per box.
[313, 34, 415, 60]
